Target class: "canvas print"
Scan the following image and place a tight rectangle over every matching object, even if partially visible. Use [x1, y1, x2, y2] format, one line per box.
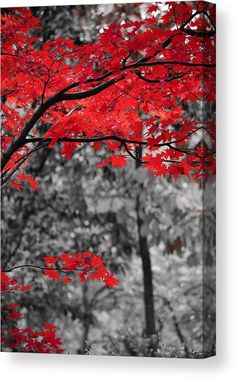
[1, 2, 216, 358]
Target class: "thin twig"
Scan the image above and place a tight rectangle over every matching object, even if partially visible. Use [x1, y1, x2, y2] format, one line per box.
[107, 335, 121, 355]
[1, 141, 50, 186]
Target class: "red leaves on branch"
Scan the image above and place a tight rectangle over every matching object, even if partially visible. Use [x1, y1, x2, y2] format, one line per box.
[1, 324, 64, 353]
[111, 155, 127, 168]
[42, 251, 119, 288]
[43, 256, 58, 264]
[1, 251, 118, 352]
[6, 310, 22, 320]
[60, 142, 77, 161]
[10, 173, 39, 191]
[7, 303, 20, 309]
[147, 5, 159, 14]
[1, 270, 64, 353]
[0, 269, 31, 293]
[1, 2, 215, 188]
[18, 284, 32, 291]
[44, 269, 60, 280]
[96, 155, 127, 169]
[1, 253, 112, 353]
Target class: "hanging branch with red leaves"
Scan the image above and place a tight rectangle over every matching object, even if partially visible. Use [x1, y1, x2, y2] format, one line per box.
[1, 2, 216, 189]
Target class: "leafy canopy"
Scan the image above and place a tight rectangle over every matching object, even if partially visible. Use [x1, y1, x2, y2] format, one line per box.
[1, 2, 216, 190]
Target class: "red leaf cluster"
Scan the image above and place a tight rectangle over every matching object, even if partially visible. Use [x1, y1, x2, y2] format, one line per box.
[0, 269, 31, 293]
[1, 323, 64, 353]
[42, 252, 119, 288]
[1, 270, 63, 353]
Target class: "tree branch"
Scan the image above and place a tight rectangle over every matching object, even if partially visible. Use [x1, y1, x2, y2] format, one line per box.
[122, 142, 146, 163]
[1, 141, 49, 186]
[135, 70, 190, 83]
[155, 293, 189, 357]
[129, 60, 215, 69]
[1, 76, 125, 171]
[2, 264, 82, 274]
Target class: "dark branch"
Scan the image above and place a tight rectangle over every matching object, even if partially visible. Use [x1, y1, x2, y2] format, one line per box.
[1, 76, 125, 171]
[2, 264, 82, 274]
[25, 135, 146, 146]
[130, 60, 216, 69]
[135, 70, 189, 83]
[182, 29, 215, 37]
[122, 142, 146, 163]
[1, 141, 49, 186]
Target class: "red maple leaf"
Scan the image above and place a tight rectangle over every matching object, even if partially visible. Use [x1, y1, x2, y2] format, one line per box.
[18, 284, 31, 291]
[61, 277, 72, 284]
[6, 310, 21, 320]
[43, 269, 60, 280]
[43, 323, 57, 330]
[147, 5, 158, 13]
[43, 256, 58, 265]
[104, 274, 120, 288]
[111, 155, 127, 168]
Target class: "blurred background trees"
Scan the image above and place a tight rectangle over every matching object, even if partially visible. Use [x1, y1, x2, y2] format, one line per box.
[1, 139, 215, 356]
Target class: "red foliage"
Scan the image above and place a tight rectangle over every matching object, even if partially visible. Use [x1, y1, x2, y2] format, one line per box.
[42, 252, 119, 288]
[1, 2, 215, 189]
[0, 269, 31, 292]
[0, 270, 64, 352]
[1, 250, 118, 352]
[1, 324, 64, 353]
